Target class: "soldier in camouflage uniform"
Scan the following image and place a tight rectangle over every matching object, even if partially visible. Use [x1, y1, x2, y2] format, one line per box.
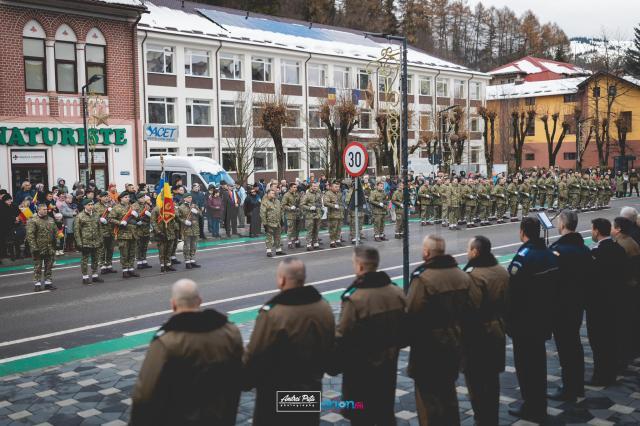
[260, 189, 284, 257]
[448, 178, 462, 230]
[579, 173, 590, 210]
[108, 192, 139, 279]
[391, 182, 405, 238]
[440, 179, 450, 227]
[151, 204, 177, 273]
[369, 181, 388, 241]
[589, 175, 598, 209]
[477, 178, 492, 225]
[324, 181, 344, 248]
[431, 179, 442, 224]
[346, 179, 366, 243]
[492, 178, 508, 223]
[519, 177, 532, 218]
[567, 171, 581, 210]
[537, 173, 547, 210]
[545, 173, 557, 211]
[301, 182, 323, 250]
[177, 193, 202, 268]
[74, 199, 104, 285]
[464, 178, 478, 227]
[95, 191, 117, 274]
[557, 175, 568, 210]
[133, 193, 153, 270]
[529, 172, 539, 211]
[418, 180, 434, 225]
[281, 183, 301, 249]
[506, 178, 520, 221]
[28, 204, 58, 292]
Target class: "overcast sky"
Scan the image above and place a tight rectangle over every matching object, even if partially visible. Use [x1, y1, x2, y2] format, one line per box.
[469, 0, 637, 39]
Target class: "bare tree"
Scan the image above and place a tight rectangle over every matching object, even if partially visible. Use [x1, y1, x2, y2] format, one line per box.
[478, 106, 497, 173]
[510, 108, 536, 171]
[319, 95, 359, 179]
[540, 111, 570, 167]
[259, 94, 290, 181]
[448, 106, 468, 165]
[614, 114, 629, 159]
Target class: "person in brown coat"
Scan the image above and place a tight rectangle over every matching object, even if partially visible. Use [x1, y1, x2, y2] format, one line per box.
[407, 234, 474, 426]
[130, 279, 244, 426]
[243, 258, 335, 426]
[332, 245, 407, 425]
[463, 236, 509, 426]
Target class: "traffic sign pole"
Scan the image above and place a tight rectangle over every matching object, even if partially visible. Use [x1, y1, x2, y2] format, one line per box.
[355, 176, 359, 246]
[343, 141, 369, 248]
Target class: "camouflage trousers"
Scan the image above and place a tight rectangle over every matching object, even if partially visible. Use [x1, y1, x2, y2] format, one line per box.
[478, 203, 491, 221]
[170, 237, 179, 258]
[421, 204, 434, 222]
[395, 209, 405, 235]
[373, 214, 386, 236]
[98, 236, 115, 268]
[441, 205, 449, 222]
[328, 218, 342, 243]
[264, 225, 281, 251]
[558, 197, 568, 210]
[33, 252, 53, 283]
[569, 193, 580, 209]
[285, 214, 300, 242]
[548, 194, 557, 209]
[157, 238, 173, 267]
[496, 202, 507, 219]
[433, 204, 442, 221]
[538, 192, 547, 208]
[530, 193, 538, 208]
[349, 211, 364, 240]
[509, 200, 518, 217]
[183, 235, 198, 261]
[448, 205, 460, 225]
[580, 192, 590, 209]
[521, 199, 531, 217]
[80, 247, 99, 277]
[305, 218, 320, 245]
[136, 235, 150, 262]
[465, 204, 477, 222]
[118, 239, 136, 270]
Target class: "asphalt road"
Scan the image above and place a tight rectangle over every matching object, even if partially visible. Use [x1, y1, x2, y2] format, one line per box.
[1, 197, 638, 361]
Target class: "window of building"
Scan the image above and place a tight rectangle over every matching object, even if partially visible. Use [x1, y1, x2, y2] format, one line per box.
[309, 149, 324, 169]
[419, 77, 432, 96]
[147, 45, 174, 74]
[85, 44, 106, 94]
[525, 97, 536, 106]
[308, 63, 327, 87]
[308, 106, 323, 128]
[221, 101, 244, 126]
[359, 110, 372, 129]
[526, 121, 535, 136]
[23, 38, 46, 91]
[281, 59, 300, 85]
[563, 152, 577, 160]
[285, 106, 302, 128]
[358, 69, 370, 91]
[148, 97, 176, 124]
[55, 41, 76, 93]
[149, 147, 178, 157]
[470, 147, 481, 163]
[407, 74, 413, 94]
[525, 153, 535, 161]
[254, 148, 274, 171]
[220, 53, 242, 80]
[333, 66, 350, 89]
[436, 78, 448, 97]
[563, 93, 577, 103]
[419, 112, 431, 131]
[621, 111, 632, 132]
[186, 99, 211, 126]
[378, 75, 393, 92]
[222, 148, 237, 171]
[251, 56, 272, 82]
[185, 49, 209, 77]
[454, 80, 465, 98]
[286, 148, 301, 170]
[471, 82, 481, 100]
[187, 147, 214, 158]
[470, 117, 480, 132]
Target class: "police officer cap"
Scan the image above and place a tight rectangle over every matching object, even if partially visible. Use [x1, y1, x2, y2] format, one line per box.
[82, 198, 94, 206]
[118, 191, 130, 200]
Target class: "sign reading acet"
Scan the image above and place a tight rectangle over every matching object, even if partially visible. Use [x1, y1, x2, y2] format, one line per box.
[0, 127, 127, 146]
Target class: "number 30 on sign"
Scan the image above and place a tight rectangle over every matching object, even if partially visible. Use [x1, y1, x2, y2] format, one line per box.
[342, 141, 369, 177]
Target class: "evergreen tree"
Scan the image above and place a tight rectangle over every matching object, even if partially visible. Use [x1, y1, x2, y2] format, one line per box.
[626, 24, 640, 77]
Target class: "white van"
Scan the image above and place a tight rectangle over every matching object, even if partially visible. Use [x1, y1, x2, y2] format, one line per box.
[144, 156, 235, 191]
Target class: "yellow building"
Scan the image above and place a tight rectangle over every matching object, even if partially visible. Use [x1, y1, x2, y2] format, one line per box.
[487, 71, 640, 171]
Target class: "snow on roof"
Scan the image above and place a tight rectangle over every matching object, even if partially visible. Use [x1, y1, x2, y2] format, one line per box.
[514, 59, 542, 74]
[490, 65, 520, 75]
[539, 61, 587, 75]
[623, 75, 640, 87]
[140, 2, 485, 75]
[91, 0, 145, 7]
[487, 77, 587, 100]
[489, 56, 589, 77]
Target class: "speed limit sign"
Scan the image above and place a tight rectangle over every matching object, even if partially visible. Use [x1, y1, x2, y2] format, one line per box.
[342, 141, 369, 177]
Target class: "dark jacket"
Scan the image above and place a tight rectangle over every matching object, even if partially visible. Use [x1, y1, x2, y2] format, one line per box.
[243, 194, 261, 217]
[407, 255, 474, 381]
[130, 309, 243, 426]
[588, 238, 626, 311]
[205, 195, 222, 219]
[463, 254, 510, 373]
[506, 238, 559, 339]
[549, 232, 592, 319]
[191, 190, 206, 209]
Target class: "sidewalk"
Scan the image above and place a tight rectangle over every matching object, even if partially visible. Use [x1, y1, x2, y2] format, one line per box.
[1, 297, 640, 425]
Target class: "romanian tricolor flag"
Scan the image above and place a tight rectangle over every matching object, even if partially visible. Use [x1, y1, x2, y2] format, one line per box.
[327, 87, 336, 106]
[18, 207, 33, 224]
[30, 192, 38, 212]
[156, 177, 175, 224]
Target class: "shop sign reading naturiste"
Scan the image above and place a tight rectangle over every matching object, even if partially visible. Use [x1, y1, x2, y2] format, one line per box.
[0, 127, 127, 146]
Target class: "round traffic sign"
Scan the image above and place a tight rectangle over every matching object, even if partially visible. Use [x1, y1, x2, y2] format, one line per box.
[342, 142, 369, 177]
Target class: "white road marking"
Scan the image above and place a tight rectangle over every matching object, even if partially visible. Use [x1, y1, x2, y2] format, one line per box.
[122, 327, 159, 337]
[0, 290, 50, 300]
[0, 347, 64, 364]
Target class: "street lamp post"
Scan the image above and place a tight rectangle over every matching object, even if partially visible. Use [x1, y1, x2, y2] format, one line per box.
[81, 75, 103, 185]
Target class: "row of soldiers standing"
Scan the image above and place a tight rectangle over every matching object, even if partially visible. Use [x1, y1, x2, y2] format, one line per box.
[27, 190, 205, 291]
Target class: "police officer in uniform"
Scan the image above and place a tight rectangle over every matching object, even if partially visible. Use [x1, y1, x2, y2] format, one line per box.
[324, 181, 344, 248]
[177, 193, 202, 268]
[95, 191, 117, 274]
[463, 236, 509, 426]
[74, 199, 104, 285]
[407, 235, 473, 425]
[281, 183, 301, 249]
[243, 258, 334, 426]
[331, 246, 407, 425]
[151, 203, 177, 273]
[369, 181, 388, 241]
[28, 204, 58, 292]
[260, 189, 284, 257]
[506, 217, 558, 423]
[133, 193, 153, 270]
[302, 182, 323, 250]
[109, 192, 139, 278]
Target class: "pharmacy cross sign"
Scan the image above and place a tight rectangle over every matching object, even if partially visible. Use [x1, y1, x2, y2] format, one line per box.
[342, 141, 369, 177]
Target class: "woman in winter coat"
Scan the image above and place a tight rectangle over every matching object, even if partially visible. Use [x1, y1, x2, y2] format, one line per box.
[243, 185, 262, 238]
[205, 187, 223, 238]
[59, 194, 77, 252]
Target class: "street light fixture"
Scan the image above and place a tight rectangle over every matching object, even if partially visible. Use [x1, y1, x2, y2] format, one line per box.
[82, 74, 103, 186]
[437, 104, 459, 169]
